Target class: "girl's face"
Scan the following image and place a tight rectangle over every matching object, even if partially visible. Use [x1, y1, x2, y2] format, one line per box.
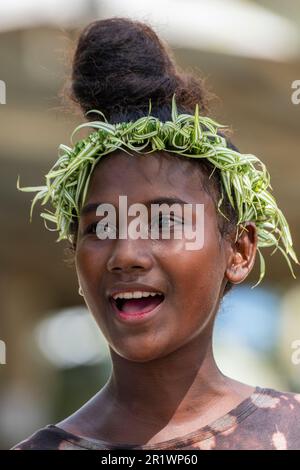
[75, 151, 253, 362]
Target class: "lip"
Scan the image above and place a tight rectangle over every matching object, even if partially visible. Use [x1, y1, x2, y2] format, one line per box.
[109, 295, 165, 324]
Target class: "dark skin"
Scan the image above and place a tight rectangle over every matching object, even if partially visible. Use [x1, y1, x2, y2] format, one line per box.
[57, 150, 258, 446]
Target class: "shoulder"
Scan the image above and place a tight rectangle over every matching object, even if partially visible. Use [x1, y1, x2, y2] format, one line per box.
[252, 387, 300, 411]
[11, 424, 86, 450]
[247, 387, 300, 449]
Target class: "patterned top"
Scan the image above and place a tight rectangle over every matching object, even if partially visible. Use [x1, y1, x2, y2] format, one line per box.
[12, 386, 300, 450]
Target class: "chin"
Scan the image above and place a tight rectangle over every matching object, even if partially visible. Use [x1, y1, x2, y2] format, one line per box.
[111, 342, 169, 363]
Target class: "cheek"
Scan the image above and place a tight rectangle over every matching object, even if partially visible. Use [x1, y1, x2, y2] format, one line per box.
[160, 227, 225, 330]
[75, 245, 113, 338]
[75, 242, 106, 291]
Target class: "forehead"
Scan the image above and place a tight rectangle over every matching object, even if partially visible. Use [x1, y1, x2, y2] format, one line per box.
[86, 150, 212, 204]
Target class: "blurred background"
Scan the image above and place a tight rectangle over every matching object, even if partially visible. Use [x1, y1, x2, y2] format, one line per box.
[1, 0, 300, 450]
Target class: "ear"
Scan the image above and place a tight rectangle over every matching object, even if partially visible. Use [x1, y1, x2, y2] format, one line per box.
[225, 222, 258, 284]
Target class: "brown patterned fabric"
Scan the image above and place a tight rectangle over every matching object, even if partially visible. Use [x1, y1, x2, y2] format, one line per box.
[11, 386, 300, 450]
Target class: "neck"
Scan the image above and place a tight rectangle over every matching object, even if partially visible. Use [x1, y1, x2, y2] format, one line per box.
[104, 332, 233, 425]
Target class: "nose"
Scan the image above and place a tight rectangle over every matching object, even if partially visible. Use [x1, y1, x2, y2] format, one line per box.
[106, 239, 153, 274]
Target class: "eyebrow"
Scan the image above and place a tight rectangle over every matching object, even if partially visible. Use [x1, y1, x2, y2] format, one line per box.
[80, 197, 189, 217]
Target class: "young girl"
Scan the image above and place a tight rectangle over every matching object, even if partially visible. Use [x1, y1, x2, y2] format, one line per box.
[13, 18, 300, 450]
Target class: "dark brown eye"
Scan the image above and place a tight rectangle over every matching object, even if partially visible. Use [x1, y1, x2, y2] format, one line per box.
[85, 222, 98, 234]
[84, 221, 117, 238]
[150, 214, 183, 231]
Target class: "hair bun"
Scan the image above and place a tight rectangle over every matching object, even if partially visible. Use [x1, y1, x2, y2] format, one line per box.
[70, 17, 211, 122]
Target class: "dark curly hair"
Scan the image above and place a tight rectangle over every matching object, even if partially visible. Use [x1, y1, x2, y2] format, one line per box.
[66, 17, 239, 296]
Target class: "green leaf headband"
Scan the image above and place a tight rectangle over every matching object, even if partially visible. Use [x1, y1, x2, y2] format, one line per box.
[17, 94, 299, 286]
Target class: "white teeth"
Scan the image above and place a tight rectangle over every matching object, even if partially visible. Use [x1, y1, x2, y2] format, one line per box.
[112, 291, 163, 300]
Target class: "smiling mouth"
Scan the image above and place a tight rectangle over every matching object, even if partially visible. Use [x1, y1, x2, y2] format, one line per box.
[111, 294, 165, 316]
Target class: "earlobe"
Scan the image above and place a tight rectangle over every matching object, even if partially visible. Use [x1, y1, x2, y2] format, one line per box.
[225, 222, 257, 285]
[226, 256, 249, 284]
